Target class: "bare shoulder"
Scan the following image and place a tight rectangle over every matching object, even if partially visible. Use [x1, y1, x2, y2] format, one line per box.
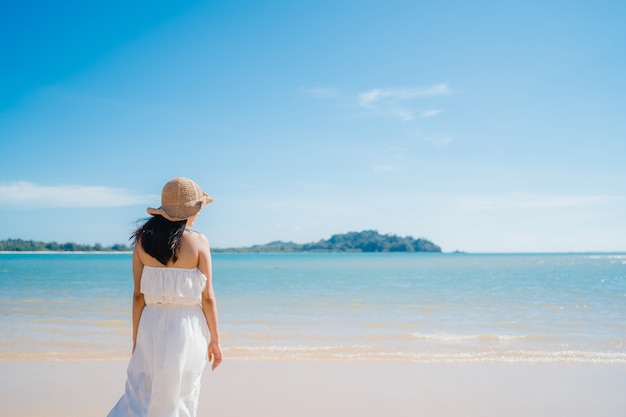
[185, 229, 210, 246]
[133, 237, 156, 266]
[184, 229, 212, 273]
[182, 229, 211, 257]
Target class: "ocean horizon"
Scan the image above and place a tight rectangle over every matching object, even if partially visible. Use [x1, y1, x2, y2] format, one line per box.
[1, 252, 624, 363]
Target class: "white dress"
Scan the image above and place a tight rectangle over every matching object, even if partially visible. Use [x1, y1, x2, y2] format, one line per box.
[108, 266, 210, 417]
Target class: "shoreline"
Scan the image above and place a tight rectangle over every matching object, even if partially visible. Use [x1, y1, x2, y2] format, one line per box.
[0, 251, 131, 254]
[2, 250, 625, 255]
[1, 359, 625, 417]
[3, 346, 625, 364]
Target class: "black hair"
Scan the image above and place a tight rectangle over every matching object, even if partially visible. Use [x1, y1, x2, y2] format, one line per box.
[132, 215, 187, 265]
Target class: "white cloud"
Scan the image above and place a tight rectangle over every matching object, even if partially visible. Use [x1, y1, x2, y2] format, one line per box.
[357, 89, 385, 108]
[0, 181, 157, 208]
[357, 83, 451, 108]
[301, 83, 452, 122]
[458, 192, 619, 211]
[355, 83, 451, 121]
[420, 108, 445, 118]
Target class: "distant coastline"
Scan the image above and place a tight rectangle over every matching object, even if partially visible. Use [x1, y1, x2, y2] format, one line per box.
[213, 230, 441, 253]
[1, 230, 441, 254]
[0, 239, 131, 252]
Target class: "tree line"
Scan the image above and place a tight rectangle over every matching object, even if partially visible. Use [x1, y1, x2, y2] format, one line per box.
[215, 230, 442, 253]
[2, 231, 442, 253]
[0, 238, 132, 252]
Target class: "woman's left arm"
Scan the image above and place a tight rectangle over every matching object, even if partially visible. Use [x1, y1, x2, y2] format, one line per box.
[197, 234, 222, 370]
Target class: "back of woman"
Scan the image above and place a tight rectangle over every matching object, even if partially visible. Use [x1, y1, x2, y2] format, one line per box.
[135, 226, 207, 270]
[108, 177, 222, 417]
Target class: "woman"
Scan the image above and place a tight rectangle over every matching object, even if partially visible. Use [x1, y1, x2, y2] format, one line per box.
[108, 177, 222, 417]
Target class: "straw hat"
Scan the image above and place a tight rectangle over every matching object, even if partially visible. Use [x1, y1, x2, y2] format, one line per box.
[147, 177, 213, 221]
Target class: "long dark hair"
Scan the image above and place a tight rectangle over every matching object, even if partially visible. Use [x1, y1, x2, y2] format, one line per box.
[132, 215, 187, 265]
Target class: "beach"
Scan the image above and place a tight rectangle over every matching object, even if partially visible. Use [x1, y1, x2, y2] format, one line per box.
[1, 359, 625, 417]
[1, 252, 625, 415]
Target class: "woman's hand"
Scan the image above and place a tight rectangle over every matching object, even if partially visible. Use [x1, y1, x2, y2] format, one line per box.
[208, 340, 223, 371]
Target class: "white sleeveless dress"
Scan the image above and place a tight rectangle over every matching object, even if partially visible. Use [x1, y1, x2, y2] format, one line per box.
[108, 266, 210, 417]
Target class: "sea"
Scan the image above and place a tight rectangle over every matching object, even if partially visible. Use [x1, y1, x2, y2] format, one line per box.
[0, 252, 624, 363]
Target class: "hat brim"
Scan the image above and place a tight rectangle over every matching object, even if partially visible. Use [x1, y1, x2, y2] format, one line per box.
[147, 193, 213, 222]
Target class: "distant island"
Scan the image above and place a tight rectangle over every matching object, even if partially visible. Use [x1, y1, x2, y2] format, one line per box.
[0, 239, 131, 252]
[0, 231, 441, 253]
[214, 230, 441, 253]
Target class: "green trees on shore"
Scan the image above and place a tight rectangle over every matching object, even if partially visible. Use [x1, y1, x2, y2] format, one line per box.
[0, 239, 131, 252]
[1, 231, 442, 253]
[216, 230, 442, 253]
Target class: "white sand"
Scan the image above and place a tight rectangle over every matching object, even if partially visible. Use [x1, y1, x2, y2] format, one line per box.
[1, 360, 625, 417]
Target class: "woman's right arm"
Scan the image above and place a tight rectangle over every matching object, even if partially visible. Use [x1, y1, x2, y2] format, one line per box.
[131, 245, 145, 353]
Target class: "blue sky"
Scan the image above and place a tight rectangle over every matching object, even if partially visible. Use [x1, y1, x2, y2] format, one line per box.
[1, 0, 624, 252]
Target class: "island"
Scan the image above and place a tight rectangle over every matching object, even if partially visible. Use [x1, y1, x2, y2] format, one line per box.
[213, 230, 441, 253]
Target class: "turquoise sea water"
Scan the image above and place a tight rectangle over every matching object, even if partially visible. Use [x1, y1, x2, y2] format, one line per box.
[0, 252, 624, 363]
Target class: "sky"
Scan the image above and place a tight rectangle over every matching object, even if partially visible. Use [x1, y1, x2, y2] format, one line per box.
[1, 0, 625, 253]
